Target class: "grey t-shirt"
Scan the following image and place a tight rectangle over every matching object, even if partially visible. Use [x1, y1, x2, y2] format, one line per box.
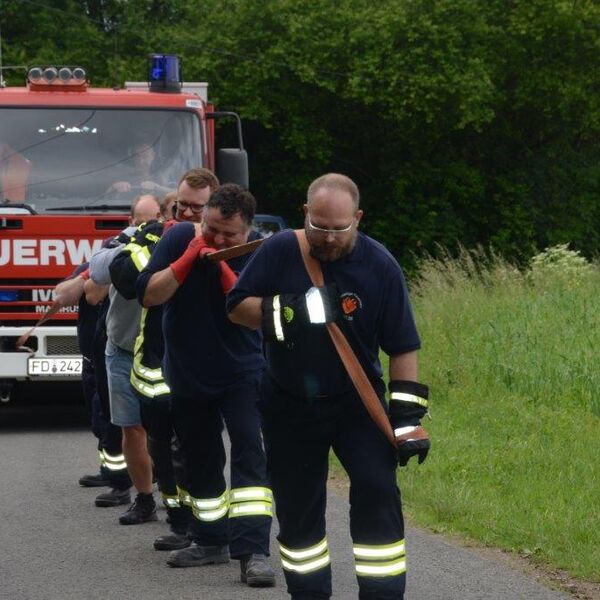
[106, 286, 140, 352]
[89, 226, 140, 352]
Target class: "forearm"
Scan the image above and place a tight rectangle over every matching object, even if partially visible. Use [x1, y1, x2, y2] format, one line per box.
[228, 297, 263, 330]
[389, 350, 418, 382]
[54, 276, 85, 307]
[142, 268, 180, 307]
[84, 279, 109, 305]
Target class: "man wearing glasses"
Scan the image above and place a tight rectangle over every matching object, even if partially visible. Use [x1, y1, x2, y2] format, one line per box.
[227, 173, 428, 600]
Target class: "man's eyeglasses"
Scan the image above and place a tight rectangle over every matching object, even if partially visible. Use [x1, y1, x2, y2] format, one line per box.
[176, 200, 205, 214]
[307, 215, 355, 235]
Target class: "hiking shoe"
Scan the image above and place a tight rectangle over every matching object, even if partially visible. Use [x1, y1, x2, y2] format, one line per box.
[154, 533, 192, 551]
[79, 472, 110, 487]
[240, 554, 276, 587]
[119, 493, 157, 525]
[167, 544, 229, 568]
[95, 487, 131, 507]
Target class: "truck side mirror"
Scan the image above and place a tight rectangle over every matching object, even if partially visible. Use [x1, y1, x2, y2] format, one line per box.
[216, 148, 249, 190]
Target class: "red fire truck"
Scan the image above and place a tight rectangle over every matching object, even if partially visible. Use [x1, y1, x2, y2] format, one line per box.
[0, 55, 248, 403]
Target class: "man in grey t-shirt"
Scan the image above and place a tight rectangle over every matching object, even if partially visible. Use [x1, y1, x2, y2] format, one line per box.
[89, 194, 161, 524]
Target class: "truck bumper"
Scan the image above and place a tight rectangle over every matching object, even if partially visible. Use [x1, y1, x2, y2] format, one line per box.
[0, 325, 82, 382]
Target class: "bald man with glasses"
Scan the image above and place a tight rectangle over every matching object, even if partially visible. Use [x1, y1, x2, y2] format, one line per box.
[228, 173, 430, 600]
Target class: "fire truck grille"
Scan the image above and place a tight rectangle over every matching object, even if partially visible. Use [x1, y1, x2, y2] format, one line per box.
[46, 336, 80, 356]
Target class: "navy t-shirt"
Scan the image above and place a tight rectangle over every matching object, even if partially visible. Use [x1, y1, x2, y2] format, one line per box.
[136, 222, 264, 396]
[226, 230, 421, 398]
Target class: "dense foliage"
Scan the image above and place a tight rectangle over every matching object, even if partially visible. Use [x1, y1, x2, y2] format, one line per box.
[3, 0, 600, 267]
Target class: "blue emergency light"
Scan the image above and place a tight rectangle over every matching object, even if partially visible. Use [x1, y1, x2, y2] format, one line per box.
[0, 290, 18, 302]
[148, 54, 182, 93]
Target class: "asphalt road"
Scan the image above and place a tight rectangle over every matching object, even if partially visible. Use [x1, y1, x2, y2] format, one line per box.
[0, 391, 569, 600]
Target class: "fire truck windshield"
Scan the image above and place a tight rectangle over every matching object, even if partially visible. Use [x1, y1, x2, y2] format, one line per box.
[0, 108, 202, 212]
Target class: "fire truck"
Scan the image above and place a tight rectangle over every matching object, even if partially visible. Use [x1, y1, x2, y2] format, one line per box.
[0, 55, 248, 404]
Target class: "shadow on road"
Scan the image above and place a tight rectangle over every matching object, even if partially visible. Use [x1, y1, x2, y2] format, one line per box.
[0, 381, 88, 431]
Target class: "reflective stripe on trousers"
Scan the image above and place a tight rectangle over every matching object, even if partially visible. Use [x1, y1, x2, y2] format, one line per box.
[229, 486, 273, 518]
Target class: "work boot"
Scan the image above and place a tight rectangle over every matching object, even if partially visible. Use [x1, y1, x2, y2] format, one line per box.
[95, 487, 131, 507]
[79, 472, 110, 487]
[167, 544, 229, 568]
[240, 554, 276, 587]
[154, 532, 192, 551]
[119, 492, 157, 525]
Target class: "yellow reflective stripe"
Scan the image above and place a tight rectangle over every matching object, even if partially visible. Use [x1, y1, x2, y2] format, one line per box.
[162, 493, 181, 508]
[133, 358, 163, 381]
[124, 242, 151, 271]
[145, 232, 160, 243]
[272, 295, 284, 341]
[279, 538, 328, 561]
[230, 487, 273, 502]
[130, 371, 171, 398]
[177, 486, 192, 506]
[229, 503, 273, 518]
[390, 392, 428, 409]
[229, 486, 273, 518]
[98, 449, 105, 467]
[353, 540, 405, 559]
[281, 554, 330, 574]
[104, 461, 127, 471]
[191, 491, 229, 522]
[102, 449, 125, 463]
[355, 558, 406, 577]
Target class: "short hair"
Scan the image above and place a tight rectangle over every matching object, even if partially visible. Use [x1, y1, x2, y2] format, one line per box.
[206, 183, 256, 226]
[130, 193, 160, 218]
[307, 173, 360, 210]
[178, 168, 219, 192]
[160, 190, 177, 218]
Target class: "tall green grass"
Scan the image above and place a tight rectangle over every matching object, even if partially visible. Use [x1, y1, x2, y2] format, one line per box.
[394, 246, 600, 580]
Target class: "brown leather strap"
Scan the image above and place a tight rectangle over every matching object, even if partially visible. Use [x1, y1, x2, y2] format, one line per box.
[395, 425, 429, 444]
[294, 230, 397, 448]
[15, 300, 63, 349]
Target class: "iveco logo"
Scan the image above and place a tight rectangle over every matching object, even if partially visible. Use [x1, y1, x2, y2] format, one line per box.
[0, 239, 103, 266]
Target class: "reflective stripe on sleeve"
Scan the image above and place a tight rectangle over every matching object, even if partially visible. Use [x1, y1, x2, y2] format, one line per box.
[273, 295, 284, 341]
[124, 242, 151, 271]
[390, 392, 428, 409]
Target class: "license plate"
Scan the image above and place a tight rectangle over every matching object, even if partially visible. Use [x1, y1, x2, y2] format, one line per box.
[28, 358, 83, 376]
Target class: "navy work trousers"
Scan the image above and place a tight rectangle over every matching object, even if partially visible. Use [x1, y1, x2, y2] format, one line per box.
[171, 375, 272, 559]
[261, 376, 406, 600]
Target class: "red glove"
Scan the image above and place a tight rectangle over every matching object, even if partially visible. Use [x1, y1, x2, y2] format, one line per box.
[170, 236, 209, 284]
[197, 247, 238, 294]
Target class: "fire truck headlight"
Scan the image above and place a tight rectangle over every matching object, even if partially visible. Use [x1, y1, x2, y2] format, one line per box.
[43, 67, 58, 83]
[58, 67, 72, 82]
[28, 67, 43, 83]
[72, 67, 86, 82]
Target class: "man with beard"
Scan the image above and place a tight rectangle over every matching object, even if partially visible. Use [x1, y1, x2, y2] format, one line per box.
[227, 173, 430, 600]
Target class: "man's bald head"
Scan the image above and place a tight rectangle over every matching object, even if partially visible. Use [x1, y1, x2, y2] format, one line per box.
[130, 194, 161, 226]
[306, 173, 360, 211]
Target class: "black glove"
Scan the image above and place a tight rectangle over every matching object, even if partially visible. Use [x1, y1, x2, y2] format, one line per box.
[261, 283, 339, 343]
[389, 380, 431, 466]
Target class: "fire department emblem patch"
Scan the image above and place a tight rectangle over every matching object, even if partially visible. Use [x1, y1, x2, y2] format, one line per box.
[340, 292, 362, 320]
